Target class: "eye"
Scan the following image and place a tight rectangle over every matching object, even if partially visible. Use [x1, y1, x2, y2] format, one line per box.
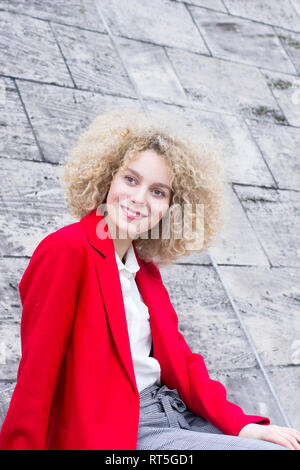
[124, 175, 166, 198]
[124, 175, 136, 184]
[152, 189, 166, 198]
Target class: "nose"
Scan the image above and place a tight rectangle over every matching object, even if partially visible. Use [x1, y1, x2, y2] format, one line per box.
[130, 185, 148, 205]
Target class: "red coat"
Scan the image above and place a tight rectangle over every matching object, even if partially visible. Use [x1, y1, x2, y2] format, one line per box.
[0, 208, 269, 450]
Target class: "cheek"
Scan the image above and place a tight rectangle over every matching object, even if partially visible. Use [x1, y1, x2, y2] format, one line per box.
[106, 180, 126, 204]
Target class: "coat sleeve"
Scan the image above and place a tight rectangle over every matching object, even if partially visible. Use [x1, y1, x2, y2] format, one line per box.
[0, 231, 84, 450]
[149, 261, 270, 437]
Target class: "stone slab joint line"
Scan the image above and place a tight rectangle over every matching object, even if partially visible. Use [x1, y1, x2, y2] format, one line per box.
[13, 78, 46, 162]
[93, 0, 149, 117]
[208, 248, 291, 427]
[48, 21, 77, 89]
[231, 184, 273, 268]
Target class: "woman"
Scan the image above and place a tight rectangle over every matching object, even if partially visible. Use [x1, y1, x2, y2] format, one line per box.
[0, 107, 299, 450]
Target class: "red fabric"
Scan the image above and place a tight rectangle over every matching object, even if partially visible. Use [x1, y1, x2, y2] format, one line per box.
[0, 209, 270, 450]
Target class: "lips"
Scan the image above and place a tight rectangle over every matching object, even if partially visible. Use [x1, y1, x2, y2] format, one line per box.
[121, 205, 147, 218]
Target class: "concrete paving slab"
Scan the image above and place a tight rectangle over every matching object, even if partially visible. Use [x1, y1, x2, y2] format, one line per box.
[0, 11, 73, 86]
[190, 7, 297, 73]
[234, 186, 300, 267]
[263, 70, 300, 127]
[275, 27, 300, 75]
[16, 80, 141, 164]
[0, 77, 40, 161]
[224, 0, 300, 32]
[175, 0, 227, 12]
[218, 266, 300, 367]
[98, 0, 209, 54]
[0, 0, 106, 31]
[0, 157, 76, 256]
[52, 23, 136, 97]
[0, 257, 27, 323]
[166, 49, 285, 122]
[116, 37, 187, 105]
[266, 365, 300, 429]
[0, 384, 16, 426]
[247, 119, 300, 190]
[215, 367, 287, 426]
[0, 322, 20, 379]
[210, 184, 270, 266]
[146, 101, 276, 186]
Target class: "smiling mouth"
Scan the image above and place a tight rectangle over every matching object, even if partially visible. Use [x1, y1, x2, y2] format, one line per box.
[121, 205, 147, 218]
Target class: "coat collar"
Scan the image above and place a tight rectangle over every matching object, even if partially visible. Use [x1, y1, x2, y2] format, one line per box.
[80, 208, 189, 398]
[114, 243, 140, 277]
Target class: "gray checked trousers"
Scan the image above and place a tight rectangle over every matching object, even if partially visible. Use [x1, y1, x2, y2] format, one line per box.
[136, 384, 287, 450]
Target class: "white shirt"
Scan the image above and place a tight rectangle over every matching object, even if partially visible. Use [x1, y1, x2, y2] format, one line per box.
[114, 243, 161, 393]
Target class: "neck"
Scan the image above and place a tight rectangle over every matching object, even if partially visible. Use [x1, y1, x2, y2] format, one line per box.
[113, 238, 132, 262]
[104, 215, 133, 261]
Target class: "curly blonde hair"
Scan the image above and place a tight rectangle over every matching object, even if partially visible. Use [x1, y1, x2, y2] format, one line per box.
[60, 106, 227, 267]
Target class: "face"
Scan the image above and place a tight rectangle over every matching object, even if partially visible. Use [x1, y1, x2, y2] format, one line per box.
[105, 149, 172, 241]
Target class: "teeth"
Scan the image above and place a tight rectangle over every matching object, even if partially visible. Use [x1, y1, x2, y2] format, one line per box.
[123, 206, 141, 217]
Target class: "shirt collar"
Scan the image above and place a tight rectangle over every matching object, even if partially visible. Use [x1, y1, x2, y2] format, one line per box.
[114, 243, 140, 276]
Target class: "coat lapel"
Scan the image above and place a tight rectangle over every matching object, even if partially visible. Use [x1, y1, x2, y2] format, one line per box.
[80, 208, 137, 393]
[80, 208, 189, 399]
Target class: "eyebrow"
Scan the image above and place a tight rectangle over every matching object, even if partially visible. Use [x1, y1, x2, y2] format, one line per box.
[125, 168, 172, 192]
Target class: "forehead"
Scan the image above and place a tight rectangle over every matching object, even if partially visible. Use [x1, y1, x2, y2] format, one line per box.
[122, 150, 172, 190]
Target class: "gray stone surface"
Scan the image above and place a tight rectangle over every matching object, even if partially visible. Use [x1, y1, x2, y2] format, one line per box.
[0, 0, 299, 436]
[166, 49, 285, 122]
[0, 11, 73, 86]
[146, 101, 276, 186]
[16, 80, 140, 164]
[263, 71, 300, 127]
[0, 0, 107, 31]
[276, 28, 300, 75]
[234, 186, 300, 267]
[100, 0, 209, 54]
[175, 0, 227, 11]
[224, 0, 300, 31]
[218, 266, 300, 367]
[0, 78, 40, 161]
[117, 37, 187, 106]
[51, 24, 136, 96]
[210, 184, 270, 266]
[191, 7, 297, 73]
[247, 120, 300, 190]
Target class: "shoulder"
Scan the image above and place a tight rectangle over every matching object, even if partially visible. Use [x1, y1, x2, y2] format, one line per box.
[31, 220, 87, 259]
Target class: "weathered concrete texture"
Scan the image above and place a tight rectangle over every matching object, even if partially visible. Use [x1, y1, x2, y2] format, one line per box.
[210, 184, 270, 266]
[224, 0, 300, 31]
[264, 71, 300, 127]
[190, 7, 297, 73]
[215, 368, 287, 426]
[234, 186, 300, 267]
[0, 0, 299, 435]
[146, 101, 276, 187]
[218, 266, 300, 367]
[0, 11, 73, 86]
[0, 0, 107, 31]
[0, 77, 40, 161]
[247, 120, 300, 190]
[275, 27, 300, 75]
[0, 157, 76, 256]
[16, 80, 140, 164]
[117, 38, 188, 106]
[99, 0, 210, 54]
[166, 49, 286, 122]
[175, 0, 227, 12]
[266, 366, 300, 430]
